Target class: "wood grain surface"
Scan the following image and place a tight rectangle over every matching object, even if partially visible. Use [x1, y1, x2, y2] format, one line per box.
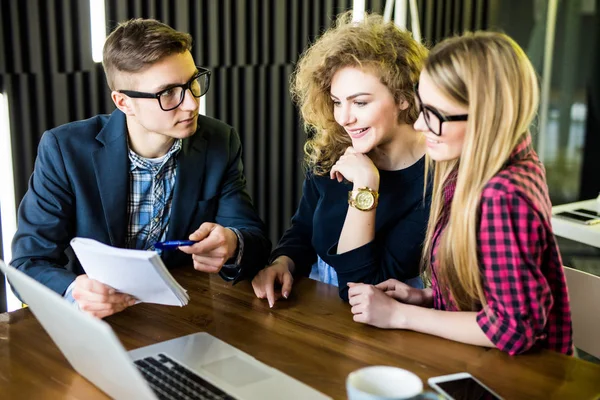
[1, 267, 599, 399]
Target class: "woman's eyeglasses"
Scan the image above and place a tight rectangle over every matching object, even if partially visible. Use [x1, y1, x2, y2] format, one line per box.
[414, 83, 468, 136]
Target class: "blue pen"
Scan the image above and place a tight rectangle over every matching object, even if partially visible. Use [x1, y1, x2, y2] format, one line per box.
[154, 240, 198, 250]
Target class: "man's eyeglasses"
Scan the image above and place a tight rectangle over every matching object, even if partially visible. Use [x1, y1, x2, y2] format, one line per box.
[118, 67, 211, 111]
[414, 83, 468, 136]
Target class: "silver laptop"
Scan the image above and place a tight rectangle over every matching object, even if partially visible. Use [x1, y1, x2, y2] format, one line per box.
[0, 260, 331, 400]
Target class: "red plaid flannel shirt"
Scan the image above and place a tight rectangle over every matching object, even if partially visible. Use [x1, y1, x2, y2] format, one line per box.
[430, 135, 573, 355]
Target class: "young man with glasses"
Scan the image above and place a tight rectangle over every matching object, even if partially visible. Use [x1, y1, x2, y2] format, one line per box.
[11, 19, 270, 318]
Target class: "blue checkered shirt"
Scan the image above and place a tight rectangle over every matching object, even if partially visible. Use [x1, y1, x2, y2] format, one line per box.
[126, 139, 182, 250]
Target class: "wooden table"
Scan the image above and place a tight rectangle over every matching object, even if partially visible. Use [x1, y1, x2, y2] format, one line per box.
[1, 268, 599, 399]
[552, 199, 600, 248]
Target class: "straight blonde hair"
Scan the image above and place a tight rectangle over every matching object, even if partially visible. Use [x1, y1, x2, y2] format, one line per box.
[422, 32, 540, 311]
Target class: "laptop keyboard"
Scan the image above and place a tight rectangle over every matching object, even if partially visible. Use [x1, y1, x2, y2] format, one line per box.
[134, 353, 237, 400]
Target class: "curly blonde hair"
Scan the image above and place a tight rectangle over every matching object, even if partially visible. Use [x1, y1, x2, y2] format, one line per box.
[291, 11, 428, 175]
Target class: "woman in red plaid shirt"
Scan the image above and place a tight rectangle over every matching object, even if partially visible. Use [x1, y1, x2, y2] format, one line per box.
[347, 32, 574, 355]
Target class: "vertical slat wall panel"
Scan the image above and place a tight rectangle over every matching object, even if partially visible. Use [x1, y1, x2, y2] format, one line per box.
[0, 10, 7, 73]
[463, 0, 474, 33]
[256, 65, 269, 223]
[0, 212, 6, 312]
[38, 0, 55, 129]
[435, 1, 446, 41]
[416, 0, 488, 45]
[423, 0, 435, 45]
[9, 1, 24, 73]
[0, 0, 491, 250]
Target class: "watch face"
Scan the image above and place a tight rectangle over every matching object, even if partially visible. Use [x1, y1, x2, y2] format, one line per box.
[356, 191, 375, 209]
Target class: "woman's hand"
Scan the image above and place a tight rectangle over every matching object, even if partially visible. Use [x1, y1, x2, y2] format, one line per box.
[251, 256, 294, 308]
[347, 283, 407, 329]
[375, 279, 433, 307]
[330, 147, 379, 189]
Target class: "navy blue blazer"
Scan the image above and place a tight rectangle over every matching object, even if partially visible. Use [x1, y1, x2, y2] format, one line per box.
[11, 110, 271, 296]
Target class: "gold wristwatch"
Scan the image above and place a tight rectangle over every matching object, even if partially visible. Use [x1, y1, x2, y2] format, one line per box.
[348, 187, 379, 211]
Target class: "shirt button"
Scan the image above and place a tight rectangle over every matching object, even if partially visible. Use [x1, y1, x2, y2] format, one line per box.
[154, 218, 159, 222]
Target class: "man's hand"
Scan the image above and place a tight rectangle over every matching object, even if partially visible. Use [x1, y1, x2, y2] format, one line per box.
[178, 222, 238, 273]
[72, 275, 136, 319]
[251, 256, 294, 308]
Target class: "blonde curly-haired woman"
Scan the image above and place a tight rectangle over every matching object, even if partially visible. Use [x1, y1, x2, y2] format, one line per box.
[252, 12, 431, 304]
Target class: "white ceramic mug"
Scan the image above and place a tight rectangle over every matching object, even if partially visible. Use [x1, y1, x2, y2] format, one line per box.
[346, 366, 423, 400]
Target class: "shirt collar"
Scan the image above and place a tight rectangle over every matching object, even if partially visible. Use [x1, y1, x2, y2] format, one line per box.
[508, 133, 533, 163]
[129, 139, 182, 172]
[441, 134, 532, 206]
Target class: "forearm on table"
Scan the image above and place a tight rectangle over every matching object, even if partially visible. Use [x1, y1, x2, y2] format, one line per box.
[400, 305, 495, 348]
[337, 207, 376, 254]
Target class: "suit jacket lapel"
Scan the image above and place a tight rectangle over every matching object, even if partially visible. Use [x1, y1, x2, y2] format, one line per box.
[167, 133, 207, 241]
[92, 110, 129, 247]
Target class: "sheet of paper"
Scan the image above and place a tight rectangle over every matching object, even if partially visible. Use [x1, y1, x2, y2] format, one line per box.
[70, 238, 188, 306]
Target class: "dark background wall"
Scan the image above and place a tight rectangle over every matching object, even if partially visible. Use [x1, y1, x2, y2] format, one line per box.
[0, 0, 490, 311]
[0, 212, 6, 312]
[0, 0, 491, 243]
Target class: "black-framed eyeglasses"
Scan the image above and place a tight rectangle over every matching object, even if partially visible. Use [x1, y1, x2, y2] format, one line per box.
[414, 83, 468, 136]
[118, 66, 211, 111]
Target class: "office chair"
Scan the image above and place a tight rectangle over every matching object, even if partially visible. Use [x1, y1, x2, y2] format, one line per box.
[563, 266, 600, 359]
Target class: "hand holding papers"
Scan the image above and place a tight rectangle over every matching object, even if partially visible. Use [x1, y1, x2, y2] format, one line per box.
[70, 238, 189, 306]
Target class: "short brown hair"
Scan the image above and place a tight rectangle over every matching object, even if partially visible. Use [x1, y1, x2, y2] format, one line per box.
[292, 11, 428, 175]
[102, 18, 192, 90]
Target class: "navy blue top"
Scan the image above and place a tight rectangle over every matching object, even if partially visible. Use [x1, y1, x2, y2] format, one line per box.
[270, 156, 431, 300]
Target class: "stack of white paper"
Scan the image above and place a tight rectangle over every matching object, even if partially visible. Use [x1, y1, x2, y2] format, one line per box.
[70, 237, 189, 306]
